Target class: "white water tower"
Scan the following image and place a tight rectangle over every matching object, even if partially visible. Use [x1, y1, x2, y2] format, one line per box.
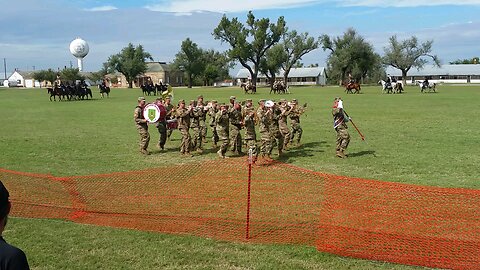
[69, 38, 89, 71]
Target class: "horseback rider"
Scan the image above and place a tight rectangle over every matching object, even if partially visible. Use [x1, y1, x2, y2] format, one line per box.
[347, 73, 354, 87]
[385, 74, 393, 88]
[423, 77, 429, 89]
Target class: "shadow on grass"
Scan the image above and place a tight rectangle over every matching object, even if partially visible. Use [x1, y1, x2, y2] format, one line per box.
[278, 141, 327, 163]
[348, 150, 376, 158]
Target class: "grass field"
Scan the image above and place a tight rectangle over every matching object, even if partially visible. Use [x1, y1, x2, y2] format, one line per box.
[1, 84, 479, 269]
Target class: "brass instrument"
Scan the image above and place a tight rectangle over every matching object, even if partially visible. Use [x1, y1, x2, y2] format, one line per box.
[161, 85, 174, 101]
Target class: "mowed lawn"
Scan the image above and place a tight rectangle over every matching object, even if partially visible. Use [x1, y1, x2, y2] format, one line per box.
[1, 84, 479, 269]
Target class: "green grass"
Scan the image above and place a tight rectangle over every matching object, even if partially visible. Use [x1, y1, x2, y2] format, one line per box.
[1, 84, 478, 269]
[6, 218, 425, 270]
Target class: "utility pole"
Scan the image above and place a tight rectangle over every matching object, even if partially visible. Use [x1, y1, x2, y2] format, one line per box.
[3, 58, 6, 80]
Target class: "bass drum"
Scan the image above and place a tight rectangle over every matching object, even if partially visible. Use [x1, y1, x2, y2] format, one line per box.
[143, 103, 167, 123]
[157, 103, 167, 122]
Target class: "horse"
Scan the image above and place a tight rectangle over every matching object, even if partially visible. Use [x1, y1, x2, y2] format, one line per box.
[74, 84, 92, 100]
[47, 87, 62, 101]
[378, 80, 403, 94]
[155, 83, 168, 94]
[416, 81, 436, 93]
[270, 81, 289, 94]
[141, 84, 156, 96]
[240, 82, 256, 94]
[343, 81, 361, 94]
[98, 84, 110, 98]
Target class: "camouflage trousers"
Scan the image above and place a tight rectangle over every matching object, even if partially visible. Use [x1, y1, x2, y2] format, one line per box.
[229, 125, 242, 153]
[210, 126, 219, 146]
[335, 127, 350, 151]
[136, 125, 150, 151]
[179, 127, 191, 154]
[156, 121, 167, 149]
[259, 131, 272, 156]
[290, 122, 303, 144]
[191, 126, 203, 151]
[279, 126, 291, 148]
[200, 122, 207, 142]
[270, 130, 284, 154]
[218, 130, 230, 155]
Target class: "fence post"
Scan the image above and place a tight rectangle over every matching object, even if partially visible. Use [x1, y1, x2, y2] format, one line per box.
[246, 149, 253, 240]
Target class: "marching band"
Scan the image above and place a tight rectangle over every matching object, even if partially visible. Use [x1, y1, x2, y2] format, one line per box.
[137, 95, 307, 160]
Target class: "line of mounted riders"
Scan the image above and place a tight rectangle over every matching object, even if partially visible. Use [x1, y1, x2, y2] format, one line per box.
[239, 80, 290, 94]
[47, 81, 111, 101]
[140, 82, 171, 96]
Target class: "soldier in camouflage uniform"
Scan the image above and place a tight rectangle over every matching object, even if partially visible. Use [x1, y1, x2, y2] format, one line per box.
[197, 95, 208, 144]
[229, 101, 243, 155]
[289, 99, 304, 145]
[243, 101, 257, 162]
[176, 99, 193, 157]
[134, 97, 150, 155]
[208, 100, 219, 148]
[278, 99, 293, 151]
[154, 97, 167, 151]
[269, 102, 284, 156]
[216, 103, 230, 158]
[190, 100, 203, 153]
[332, 97, 350, 158]
[164, 96, 175, 140]
[257, 100, 272, 159]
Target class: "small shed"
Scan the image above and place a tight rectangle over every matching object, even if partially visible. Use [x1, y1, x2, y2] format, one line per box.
[7, 70, 41, 87]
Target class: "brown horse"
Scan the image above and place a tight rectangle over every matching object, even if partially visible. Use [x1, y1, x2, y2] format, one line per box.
[240, 82, 256, 94]
[343, 82, 361, 94]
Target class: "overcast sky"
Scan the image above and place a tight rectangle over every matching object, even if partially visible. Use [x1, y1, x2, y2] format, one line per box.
[1, 0, 480, 77]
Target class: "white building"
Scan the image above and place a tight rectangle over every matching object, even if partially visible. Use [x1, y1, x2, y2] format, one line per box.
[7, 70, 41, 87]
[235, 67, 327, 86]
[386, 64, 480, 84]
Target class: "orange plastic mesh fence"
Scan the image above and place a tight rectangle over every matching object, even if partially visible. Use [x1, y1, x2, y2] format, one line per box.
[1, 159, 479, 269]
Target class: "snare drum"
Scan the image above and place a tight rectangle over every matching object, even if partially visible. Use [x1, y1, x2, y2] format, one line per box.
[166, 119, 178, 130]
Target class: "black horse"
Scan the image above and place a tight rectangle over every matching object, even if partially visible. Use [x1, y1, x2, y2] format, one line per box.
[47, 87, 62, 101]
[141, 84, 156, 96]
[98, 84, 111, 98]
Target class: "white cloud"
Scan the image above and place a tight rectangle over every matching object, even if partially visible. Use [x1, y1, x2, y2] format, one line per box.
[84, 5, 118, 12]
[340, 0, 480, 7]
[146, 0, 320, 13]
[146, 0, 480, 13]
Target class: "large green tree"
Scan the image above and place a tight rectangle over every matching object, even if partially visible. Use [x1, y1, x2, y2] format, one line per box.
[200, 49, 232, 86]
[87, 64, 109, 85]
[33, 69, 57, 87]
[213, 11, 286, 86]
[382, 35, 440, 85]
[60, 68, 84, 84]
[321, 28, 381, 85]
[280, 30, 319, 86]
[259, 44, 287, 89]
[172, 38, 205, 88]
[104, 43, 153, 88]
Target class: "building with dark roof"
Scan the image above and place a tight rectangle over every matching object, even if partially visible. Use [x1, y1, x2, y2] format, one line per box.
[111, 62, 184, 87]
[6, 70, 40, 87]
